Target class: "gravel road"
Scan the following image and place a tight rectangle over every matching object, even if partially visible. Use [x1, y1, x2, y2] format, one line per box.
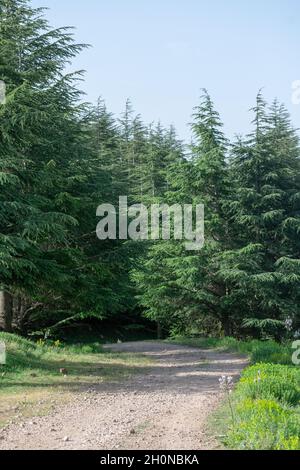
[0, 341, 248, 450]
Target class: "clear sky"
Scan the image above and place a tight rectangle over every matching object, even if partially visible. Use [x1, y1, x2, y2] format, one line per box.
[31, 0, 300, 142]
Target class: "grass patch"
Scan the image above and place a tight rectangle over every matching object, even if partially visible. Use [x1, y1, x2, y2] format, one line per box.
[225, 364, 300, 450]
[0, 332, 151, 428]
[167, 335, 295, 365]
[169, 336, 300, 450]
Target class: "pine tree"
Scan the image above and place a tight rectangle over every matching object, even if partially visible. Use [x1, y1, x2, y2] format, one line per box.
[0, 0, 87, 331]
[228, 92, 300, 336]
[134, 91, 233, 336]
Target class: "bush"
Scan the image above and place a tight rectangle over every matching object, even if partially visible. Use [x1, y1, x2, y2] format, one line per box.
[250, 341, 293, 365]
[68, 342, 103, 354]
[226, 364, 300, 449]
[226, 399, 300, 450]
[239, 364, 300, 406]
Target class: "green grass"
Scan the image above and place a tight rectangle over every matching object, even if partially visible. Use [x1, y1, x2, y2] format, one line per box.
[169, 336, 300, 450]
[167, 335, 295, 365]
[0, 332, 151, 428]
[225, 364, 300, 450]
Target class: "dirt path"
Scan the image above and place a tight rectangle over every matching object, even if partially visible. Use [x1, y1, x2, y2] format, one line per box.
[0, 341, 248, 450]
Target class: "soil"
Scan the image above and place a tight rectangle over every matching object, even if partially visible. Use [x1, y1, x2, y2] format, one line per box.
[0, 341, 248, 450]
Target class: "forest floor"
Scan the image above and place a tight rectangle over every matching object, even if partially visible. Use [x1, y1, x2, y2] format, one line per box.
[0, 341, 248, 450]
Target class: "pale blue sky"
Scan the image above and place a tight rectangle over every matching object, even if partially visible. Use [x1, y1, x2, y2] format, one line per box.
[31, 0, 300, 141]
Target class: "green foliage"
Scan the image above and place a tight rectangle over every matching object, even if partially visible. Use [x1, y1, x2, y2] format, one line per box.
[135, 89, 300, 340]
[1, 1, 300, 344]
[239, 364, 300, 406]
[226, 399, 300, 450]
[250, 341, 293, 364]
[2, 0, 299, 451]
[225, 346, 300, 450]
[0, 0, 185, 336]
[168, 336, 294, 364]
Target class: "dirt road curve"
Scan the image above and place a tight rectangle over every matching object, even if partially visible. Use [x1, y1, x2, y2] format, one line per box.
[0, 341, 248, 450]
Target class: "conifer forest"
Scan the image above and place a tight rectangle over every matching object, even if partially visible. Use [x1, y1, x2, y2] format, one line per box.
[1, 0, 300, 453]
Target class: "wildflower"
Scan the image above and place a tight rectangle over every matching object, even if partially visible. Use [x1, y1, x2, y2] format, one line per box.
[219, 375, 234, 391]
[219, 375, 235, 425]
[254, 370, 261, 383]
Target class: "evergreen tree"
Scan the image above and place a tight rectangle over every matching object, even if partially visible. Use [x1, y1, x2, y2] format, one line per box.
[134, 91, 233, 336]
[229, 92, 300, 336]
[0, 0, 86, 331]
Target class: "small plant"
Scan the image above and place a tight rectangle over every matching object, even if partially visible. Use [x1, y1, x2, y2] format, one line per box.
[254, 369, 261, 383]
[219, 375, 235, 425]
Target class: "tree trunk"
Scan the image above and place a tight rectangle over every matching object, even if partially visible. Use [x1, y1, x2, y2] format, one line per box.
[12, 295, 26, 334]
[222, 316, 231, 337]
[0, 291, 13, 332]
[157, 321, 162, 340]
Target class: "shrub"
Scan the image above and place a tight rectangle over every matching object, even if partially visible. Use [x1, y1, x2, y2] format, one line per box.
[238, 364, 300, 406]
[226, 399, 300, 450]
[276, 437, 300, 450]
[250, 341, 293, 365]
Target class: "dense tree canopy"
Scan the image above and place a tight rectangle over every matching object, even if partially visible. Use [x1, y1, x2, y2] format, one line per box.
[1, 0, 299, 340]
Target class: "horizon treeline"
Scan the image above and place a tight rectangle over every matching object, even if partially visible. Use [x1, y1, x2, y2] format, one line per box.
[1, 0, 300, 340]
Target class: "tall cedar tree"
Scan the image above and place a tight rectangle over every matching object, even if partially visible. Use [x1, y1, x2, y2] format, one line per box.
[134, 91, 233, 336]
[229, 92, 300, 336]
[0, 0, 84, 331]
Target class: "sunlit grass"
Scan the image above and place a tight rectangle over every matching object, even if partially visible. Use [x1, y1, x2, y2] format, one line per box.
[167, 336, 294, 365]
[0, 332, 151, 428]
